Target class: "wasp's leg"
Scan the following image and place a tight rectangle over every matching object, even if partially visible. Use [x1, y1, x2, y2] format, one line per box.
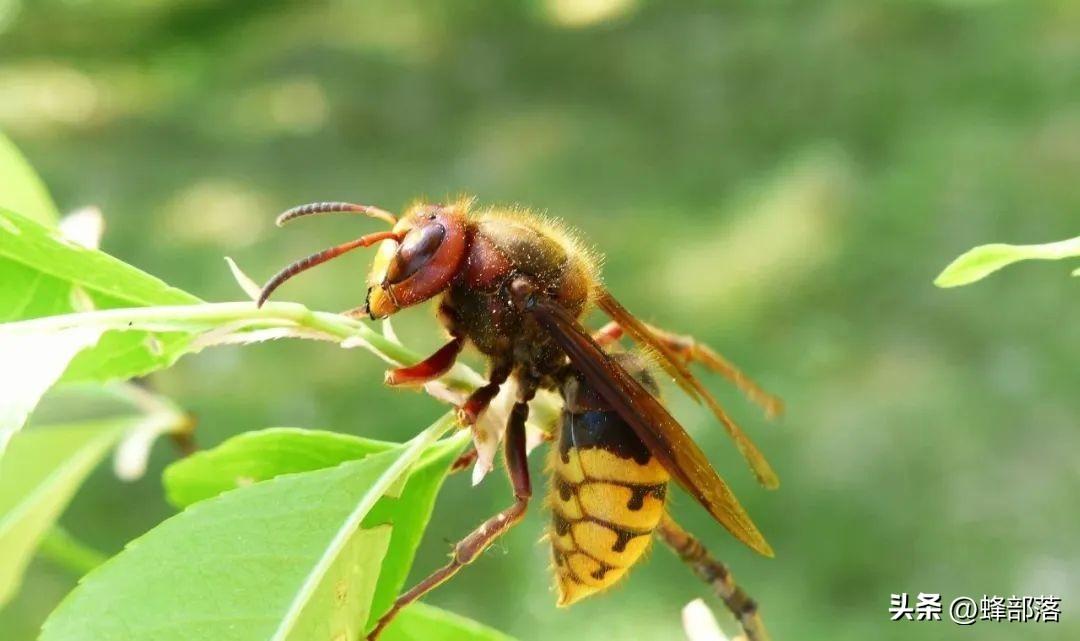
[456, 359, 512, 426]
[385, 335, 466, 386]
[448, 425, 553, 474]
[657, 513, 770, 641]
[593, 321, 783, 419]
[367, 398, 533, 640]
[643, 323, 783, 419]
[592, 320, 625, 348]
[449, 446, 479, 474]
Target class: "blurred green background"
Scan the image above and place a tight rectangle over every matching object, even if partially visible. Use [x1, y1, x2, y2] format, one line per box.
[2, 1, 1078, 639]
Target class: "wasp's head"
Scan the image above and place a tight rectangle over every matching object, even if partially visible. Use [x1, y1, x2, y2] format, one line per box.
[256, 199, 469, 319]
[364, 201, 468, 319]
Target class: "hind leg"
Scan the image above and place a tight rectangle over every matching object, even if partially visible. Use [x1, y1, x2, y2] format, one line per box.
[448, 428, 552, 474]
[592, 321, 782, 419]
[657, 513, 770, 641]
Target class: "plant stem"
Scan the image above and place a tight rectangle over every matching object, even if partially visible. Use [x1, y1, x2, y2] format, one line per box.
[1035, 235, 1080, 258]
[37, 526, 109, 576]
[0, 301, 484, 390]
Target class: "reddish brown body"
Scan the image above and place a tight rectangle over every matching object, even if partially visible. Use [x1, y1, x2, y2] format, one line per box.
[360, 202, 598, 399]
[440, 213, 596, 388]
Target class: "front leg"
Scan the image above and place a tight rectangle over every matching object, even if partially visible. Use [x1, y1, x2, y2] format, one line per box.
[384, 335, 465, 386]
[456, 359, 512, 426]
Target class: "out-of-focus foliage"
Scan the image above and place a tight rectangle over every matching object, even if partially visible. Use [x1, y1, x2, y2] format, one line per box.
[1, 1, 1078, 640]
[0, 131, 58, 224]
[936, 236, 1080, 287]
[0, 420, 128, 606]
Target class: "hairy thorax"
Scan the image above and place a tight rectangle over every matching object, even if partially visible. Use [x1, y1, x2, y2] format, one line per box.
[440, 211, 597, 384]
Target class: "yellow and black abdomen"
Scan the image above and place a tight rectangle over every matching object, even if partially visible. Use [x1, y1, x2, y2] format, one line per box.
[549, 405, 670, 606]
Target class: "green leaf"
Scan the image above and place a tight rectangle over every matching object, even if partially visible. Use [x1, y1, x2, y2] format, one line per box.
[0, 207, 201, 383]
[0, 419, 131, 606]
[934, 235, 1080, 288]
[162, 428, 396, 508]
[382, 603, 516, 641]
[0, 131, 59, 226]
[0, 327, 104, 453]
[364, 435, 464, 629]
[161, 426, 468, 629]
[40, 415, 456, 641]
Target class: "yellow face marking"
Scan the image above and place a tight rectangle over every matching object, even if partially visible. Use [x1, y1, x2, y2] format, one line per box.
[570, 521, 652, 568]
[576, 482, 666, 530]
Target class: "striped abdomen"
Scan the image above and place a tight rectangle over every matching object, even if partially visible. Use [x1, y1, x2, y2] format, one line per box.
[549, 378, 670, 606]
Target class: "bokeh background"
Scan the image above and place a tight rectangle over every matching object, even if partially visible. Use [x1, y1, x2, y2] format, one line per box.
[2, 1, 1079, 640]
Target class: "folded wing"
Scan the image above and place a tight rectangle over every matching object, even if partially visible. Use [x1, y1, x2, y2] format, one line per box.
[527, 296, 773, 557]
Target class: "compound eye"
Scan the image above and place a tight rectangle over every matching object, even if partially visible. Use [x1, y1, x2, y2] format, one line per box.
[385, 223, 446, 284]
